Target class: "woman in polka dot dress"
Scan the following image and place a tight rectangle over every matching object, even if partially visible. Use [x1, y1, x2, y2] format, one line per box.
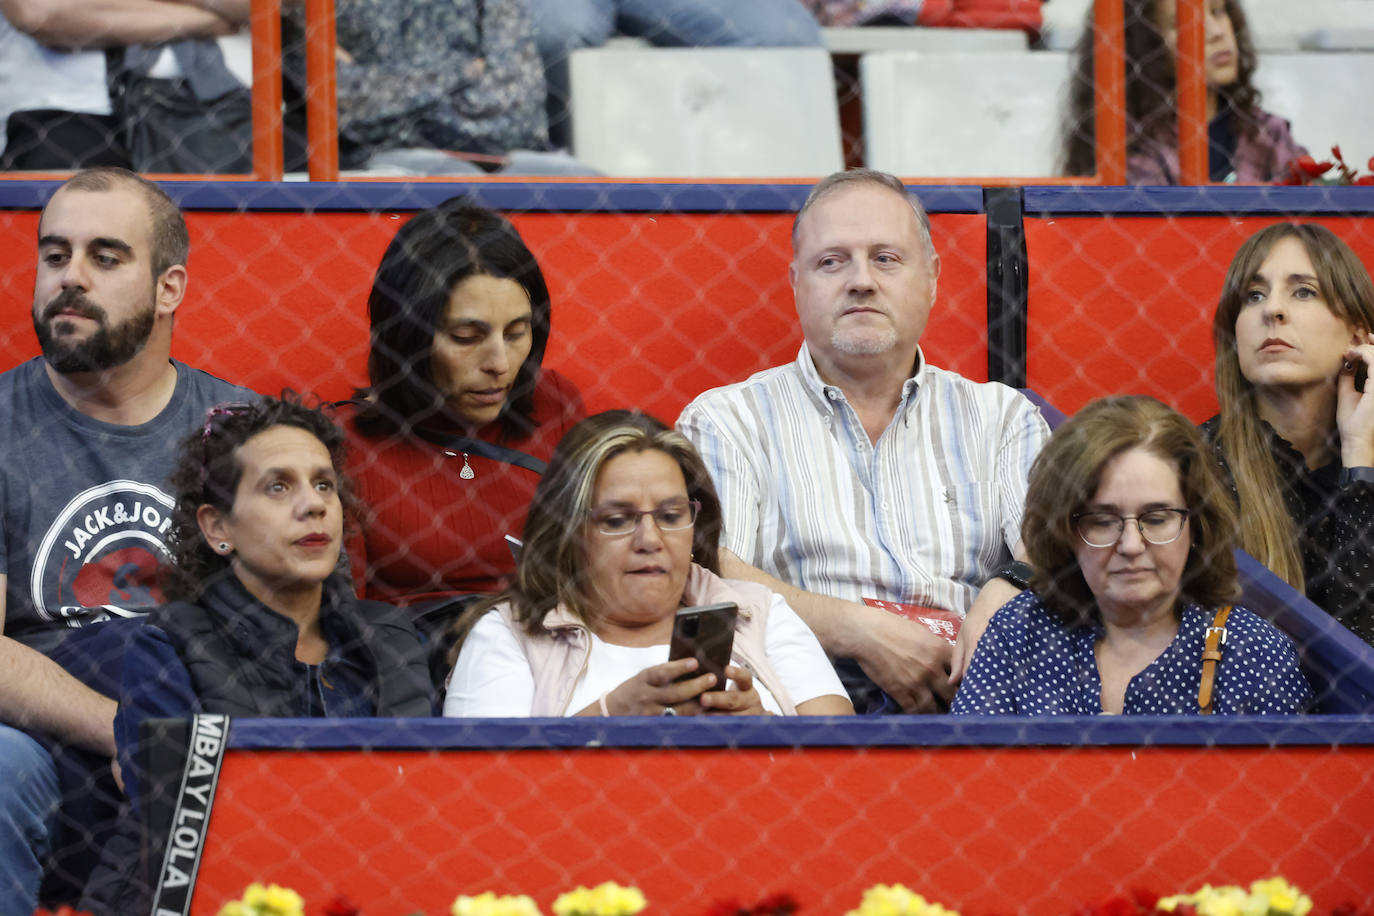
[953, 396, 1310, 715]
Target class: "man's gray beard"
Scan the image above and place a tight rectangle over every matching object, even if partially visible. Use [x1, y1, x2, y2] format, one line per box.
[34, 292, 157, 375]
[831, 326, 898, 357]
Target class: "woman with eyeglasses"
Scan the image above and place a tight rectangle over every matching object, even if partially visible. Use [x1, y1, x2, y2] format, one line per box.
[443, 410, 852, 717]
[952, 396, 1309, 715]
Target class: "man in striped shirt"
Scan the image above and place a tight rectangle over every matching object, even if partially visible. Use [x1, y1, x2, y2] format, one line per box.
[678, 169, 1047, 713]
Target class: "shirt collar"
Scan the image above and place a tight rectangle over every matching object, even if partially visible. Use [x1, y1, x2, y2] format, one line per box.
[795, 341, 926, 411]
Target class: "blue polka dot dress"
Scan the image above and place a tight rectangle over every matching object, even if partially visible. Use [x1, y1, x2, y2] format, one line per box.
[951, 591, 1313, 715]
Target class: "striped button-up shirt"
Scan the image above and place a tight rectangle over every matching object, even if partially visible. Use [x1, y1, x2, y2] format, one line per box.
[677, 344, 1049, 616]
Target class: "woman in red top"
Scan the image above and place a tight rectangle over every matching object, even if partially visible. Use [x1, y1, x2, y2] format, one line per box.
[345, 198, 584, 608]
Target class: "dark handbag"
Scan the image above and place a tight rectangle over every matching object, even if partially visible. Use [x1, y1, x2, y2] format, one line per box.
[108, 47, 254, 173]
[115, 77, 253, 174]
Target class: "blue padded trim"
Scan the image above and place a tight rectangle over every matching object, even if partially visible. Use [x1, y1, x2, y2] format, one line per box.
[225, 715, 1374, 751]
[0, 180, 986, 214]
[1023, 185, 1374, 216]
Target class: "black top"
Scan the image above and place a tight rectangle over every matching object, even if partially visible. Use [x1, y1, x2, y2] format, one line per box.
[1202, 417, 1374, 647]
[1209, 112, 1239, 182]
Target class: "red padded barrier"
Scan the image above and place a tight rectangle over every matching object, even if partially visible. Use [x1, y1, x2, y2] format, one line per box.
[1025, 215, 1374, 423]
[188, 743, 1374, 914]
[0, 210, 988, 422]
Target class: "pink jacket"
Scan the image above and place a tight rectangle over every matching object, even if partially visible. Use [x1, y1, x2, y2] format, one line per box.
[1126, 107, 1307, 185]
[496, 564, 796, 716]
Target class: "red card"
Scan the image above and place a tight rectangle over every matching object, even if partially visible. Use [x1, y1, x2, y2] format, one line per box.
[862, 598, 962, 645]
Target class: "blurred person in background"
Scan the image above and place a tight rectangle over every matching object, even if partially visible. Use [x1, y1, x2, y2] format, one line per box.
[300, 0, 597, 175]
[1205, 222, 1374, 647]
[444, 410, 853, 717]
[526, 0, 824, 148]
[1060, 0, 1306, 184]
[0, 0, 259, 172]
[802, 0, 922, 26]
[953, 395, 1310, 715]
[343, 199, 584, 671]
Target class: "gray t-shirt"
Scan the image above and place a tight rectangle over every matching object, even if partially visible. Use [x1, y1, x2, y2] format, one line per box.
[0, 358, 252, 654]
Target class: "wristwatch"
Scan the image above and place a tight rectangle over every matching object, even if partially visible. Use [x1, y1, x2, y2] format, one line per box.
[993, 560, 1033, 591]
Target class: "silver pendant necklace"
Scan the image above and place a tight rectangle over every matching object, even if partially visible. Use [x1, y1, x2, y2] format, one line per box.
[444, 450, 476, 479]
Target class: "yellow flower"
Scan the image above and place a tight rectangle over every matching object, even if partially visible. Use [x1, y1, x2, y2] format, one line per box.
[1250, 877, 1314, 916]
[846, 884, 961, 916]
[452, 892, 543, 916]
[261, 884, 306, 916]
[553, 882, 646, 916]
[218, 882, 304, 916]
[553, 887, 595, 916]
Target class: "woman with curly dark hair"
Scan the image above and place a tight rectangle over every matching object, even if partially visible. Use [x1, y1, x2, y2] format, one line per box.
[1060, 0, 1306, 184]
[114, 395, 433, 803]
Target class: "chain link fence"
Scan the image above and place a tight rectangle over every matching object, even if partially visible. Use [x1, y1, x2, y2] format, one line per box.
[2, 178, 1373, 912]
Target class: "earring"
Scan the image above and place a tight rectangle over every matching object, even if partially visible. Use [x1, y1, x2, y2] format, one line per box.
[217, 542, 231, 554]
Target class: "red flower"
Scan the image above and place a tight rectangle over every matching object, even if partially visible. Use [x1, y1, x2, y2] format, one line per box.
[1131, 889, 1160, 910]
[754, 892, 800, 915]
[322, 895, 361, 916]
[1297, 154, 1333, 177]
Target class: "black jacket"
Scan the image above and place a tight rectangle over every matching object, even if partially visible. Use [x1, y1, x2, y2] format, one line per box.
[148, 572, 434, 718]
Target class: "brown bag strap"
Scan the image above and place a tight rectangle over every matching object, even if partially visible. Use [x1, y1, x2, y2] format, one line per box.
[1197, 605, 1233, 715]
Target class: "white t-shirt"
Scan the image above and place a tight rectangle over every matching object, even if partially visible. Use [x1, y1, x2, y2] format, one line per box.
[444, 592, 845, 717]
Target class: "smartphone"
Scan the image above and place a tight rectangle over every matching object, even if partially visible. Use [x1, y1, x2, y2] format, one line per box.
[667, 602, 738, 691]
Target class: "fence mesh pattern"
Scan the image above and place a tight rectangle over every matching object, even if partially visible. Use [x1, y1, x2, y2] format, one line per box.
[2, 181, 1373, 915]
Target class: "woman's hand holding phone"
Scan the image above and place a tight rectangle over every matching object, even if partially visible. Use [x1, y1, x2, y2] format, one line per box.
[699, 665, 768, 716]
[598, 658, 714, 716]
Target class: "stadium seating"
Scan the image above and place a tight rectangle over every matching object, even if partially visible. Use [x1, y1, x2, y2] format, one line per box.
[567, 47, 844, 177]
[1252, 52, 1374, 165]
[860, 49, 1069, 177]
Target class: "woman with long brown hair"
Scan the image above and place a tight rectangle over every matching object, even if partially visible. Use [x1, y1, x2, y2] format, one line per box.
[1060, 0, 1306, 183]
[1207, 222, 1374, 645]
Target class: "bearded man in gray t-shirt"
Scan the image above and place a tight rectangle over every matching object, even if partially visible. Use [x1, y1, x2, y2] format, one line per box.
[0, 168, 252, 910]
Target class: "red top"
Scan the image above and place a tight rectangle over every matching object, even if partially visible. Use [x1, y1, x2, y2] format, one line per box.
[343, 370, 585, 603]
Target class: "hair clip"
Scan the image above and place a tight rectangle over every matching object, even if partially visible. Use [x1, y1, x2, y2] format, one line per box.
[199, 402, 253, 486]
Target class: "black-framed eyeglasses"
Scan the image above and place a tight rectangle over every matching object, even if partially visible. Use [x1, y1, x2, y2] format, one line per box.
[589, 500, 700, 537]
[1072, 508, 1190, 548]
